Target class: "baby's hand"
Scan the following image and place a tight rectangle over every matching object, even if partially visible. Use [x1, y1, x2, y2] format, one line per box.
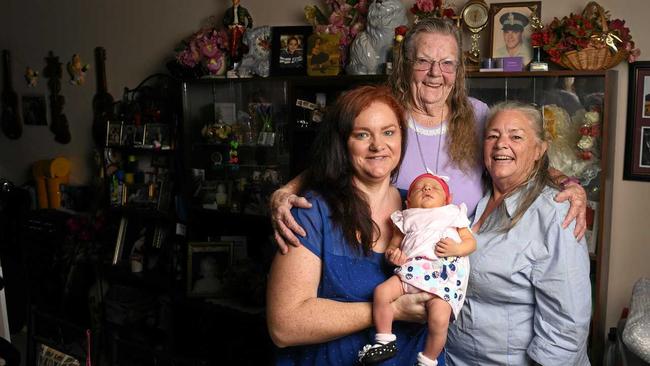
[386, 248, 406, 266]
[435, 237, 461, 258]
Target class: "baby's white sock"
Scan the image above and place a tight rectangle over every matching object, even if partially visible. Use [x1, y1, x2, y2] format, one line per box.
[374, 333, 396, 345]
[416, 352, 438, 366]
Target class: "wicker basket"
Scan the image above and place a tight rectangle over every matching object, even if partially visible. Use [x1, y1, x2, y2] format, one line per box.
[557, 2, 628, 70]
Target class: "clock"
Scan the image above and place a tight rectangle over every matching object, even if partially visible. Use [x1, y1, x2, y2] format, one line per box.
[460, 0, 489, 64]
[461, 0, 489, 31]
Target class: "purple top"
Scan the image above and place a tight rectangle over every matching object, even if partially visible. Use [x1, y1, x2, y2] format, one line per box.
[395, 98, 489, 217]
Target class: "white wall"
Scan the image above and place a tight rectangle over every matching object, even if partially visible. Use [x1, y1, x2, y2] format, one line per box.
[1, 0, 649, 345]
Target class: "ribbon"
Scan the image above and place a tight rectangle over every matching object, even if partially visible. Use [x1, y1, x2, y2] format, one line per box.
[591, 31, 622, 53]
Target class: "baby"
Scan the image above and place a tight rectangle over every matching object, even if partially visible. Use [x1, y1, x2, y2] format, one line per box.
[358, 173, 476, 366]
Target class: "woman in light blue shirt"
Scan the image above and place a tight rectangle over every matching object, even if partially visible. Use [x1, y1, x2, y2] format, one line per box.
[446, 101, 592, 365]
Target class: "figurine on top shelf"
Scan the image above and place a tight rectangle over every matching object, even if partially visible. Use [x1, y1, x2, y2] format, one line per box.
[223, 0, 253, 68]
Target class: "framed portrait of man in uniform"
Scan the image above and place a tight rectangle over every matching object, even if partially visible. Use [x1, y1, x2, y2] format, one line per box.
[488, 2, 541, 66]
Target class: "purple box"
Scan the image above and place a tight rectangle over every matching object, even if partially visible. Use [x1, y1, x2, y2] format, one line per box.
[502, 57, 523, 72]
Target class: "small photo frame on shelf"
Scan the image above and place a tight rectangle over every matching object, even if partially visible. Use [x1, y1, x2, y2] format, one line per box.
[187, 241, 233, 298]
[199, 180, 232, 210]
[133, 124, 145, 146]
[214, 102, 237, 125]
[121, 124, 137, 146]
[143, 123, 172, 149]
[124, 183, 157, 207]
[270, 26, 312, 76]
[106, 121, 123, 146]
[624, 61, 650, 181]
[488, 2, 541, 66]
[306, 33, 342, 76]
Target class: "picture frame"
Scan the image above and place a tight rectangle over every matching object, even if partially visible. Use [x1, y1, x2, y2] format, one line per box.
[488, 2, 541, 66]
[124, 182, 157, 207]
[270, 26, 312, 76]
[22, 95, 47, 125]
[143, 123, 172, 150]
[106, 121, 123, 146]
[199, 180, 232, 210]
[121, 123, 137, 146]
[306, 33, 342, 76]
[187, 241, 233, 298]
[214, 102, 237, 125]
[624, 61, 650, 181]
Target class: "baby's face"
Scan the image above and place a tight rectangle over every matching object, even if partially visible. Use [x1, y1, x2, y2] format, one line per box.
[407, 177, 447, 208]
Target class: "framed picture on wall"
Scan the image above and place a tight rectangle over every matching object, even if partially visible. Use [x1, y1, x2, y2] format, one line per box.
[624, 61, 650, 181]
[270, 26, 312, 76]
[488, 2, 541, 66]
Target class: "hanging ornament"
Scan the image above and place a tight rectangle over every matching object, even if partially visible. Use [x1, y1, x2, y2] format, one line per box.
[67, 53, 90, 86]
[24, 67, 39, 87]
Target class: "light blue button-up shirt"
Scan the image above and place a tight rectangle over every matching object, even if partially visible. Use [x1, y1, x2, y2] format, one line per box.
[446, 186, 592, 365]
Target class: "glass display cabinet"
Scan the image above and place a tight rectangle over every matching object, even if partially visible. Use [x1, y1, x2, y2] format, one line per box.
[180, 71, 617, 361]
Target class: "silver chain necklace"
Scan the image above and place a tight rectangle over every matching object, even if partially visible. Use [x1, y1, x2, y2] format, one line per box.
[411, 112, 445, 175]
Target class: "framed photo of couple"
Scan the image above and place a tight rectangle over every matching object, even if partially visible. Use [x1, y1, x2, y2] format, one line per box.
[488, 2, 541, 66]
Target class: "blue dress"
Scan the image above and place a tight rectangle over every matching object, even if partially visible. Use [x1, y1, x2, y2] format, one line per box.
[276, 192, 443, 366]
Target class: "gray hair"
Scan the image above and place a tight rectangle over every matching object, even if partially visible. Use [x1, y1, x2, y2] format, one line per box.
[479, 101, 556, 233]
[388, 17, 480, 172]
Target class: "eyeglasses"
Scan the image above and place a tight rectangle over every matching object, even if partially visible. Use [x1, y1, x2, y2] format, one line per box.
[410, 58, 457, 73]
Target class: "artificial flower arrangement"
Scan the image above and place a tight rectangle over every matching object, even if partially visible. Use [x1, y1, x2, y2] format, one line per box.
[174, 17, 231, 77]
[410, 0, 456, 22]
[531, 1, 640, 70]
[544, 104, 602, 186]
[304, 0, 369, 59]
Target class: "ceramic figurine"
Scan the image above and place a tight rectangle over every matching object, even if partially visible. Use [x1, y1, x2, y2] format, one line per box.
[25, 67, 39, 87]
[346, 0, 407, 75]
[223, 0, 253, 65]
[238, 25, 271, 77]
[67, 54, 90, 85]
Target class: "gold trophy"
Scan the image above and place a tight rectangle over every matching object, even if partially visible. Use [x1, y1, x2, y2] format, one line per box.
[528, 5, 548, 71]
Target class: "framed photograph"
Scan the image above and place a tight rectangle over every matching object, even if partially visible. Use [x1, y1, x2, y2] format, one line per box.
[187, 241, 233, 298]
[133, 124, 145, 146]
[488, 2, 541, 66]
[124, 183, 156, 207]
[214, 102, 237, 125]
[624, 61, 650, 181]
[307, 33, 342, 76]
[143, 123, 172, 150]
[121, 124, 137, 146]
[199, 180, 232, 210]
[22, 95, 47, 125]
[106, 121, 123, 146]
[270, 26, 312, 76]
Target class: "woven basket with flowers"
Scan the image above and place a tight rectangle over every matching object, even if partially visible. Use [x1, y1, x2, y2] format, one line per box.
[531, 2, 640, 70]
